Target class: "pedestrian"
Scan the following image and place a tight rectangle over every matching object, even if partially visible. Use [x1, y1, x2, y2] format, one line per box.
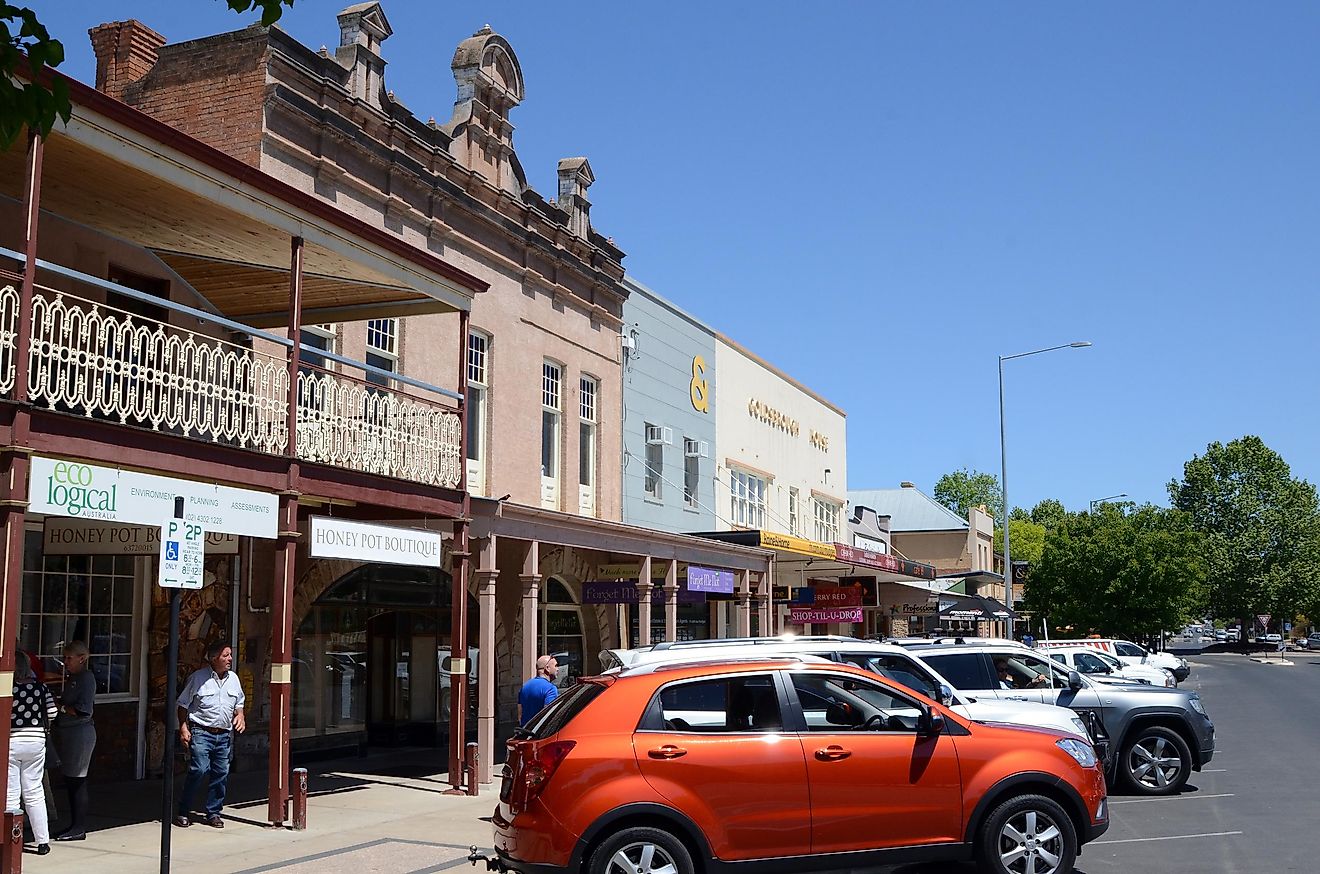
[9, 651, 57, 855]
[53, 641, 96, 842]
[174, 641, 245, 829]
[518, 654, 559, 726]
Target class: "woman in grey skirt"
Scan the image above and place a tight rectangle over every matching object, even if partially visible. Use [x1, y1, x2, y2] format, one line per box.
[54, 641, 95, 841]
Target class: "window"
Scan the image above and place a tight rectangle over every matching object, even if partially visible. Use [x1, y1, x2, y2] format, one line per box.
[466, 331, 489, 463]
[837, 652, 941, 702]
[729, 469, 767, 529]
[788, 488, 800, 536]
[648, 675, 781, 733]
[683, 439, 700, 508]
[299, 324, 336, 371]
[790, 673, 923, 733]
[541, 361, 561, 479]
[813, 498, 841, 543]
[366, 318, 398, 388]
[644, 422, 663, 500]
[579, 377, 596, 488]
[920, 652, 995, 692]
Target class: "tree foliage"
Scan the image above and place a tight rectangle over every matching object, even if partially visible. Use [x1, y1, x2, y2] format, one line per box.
[994, 518, 1046, 568]
[1168, 435, 1320, 631]
[0, 1, 294, 147]
[1029, 498, 1068, 531]
[933, 468, 1003, 522]
[1021, 504, 1206, 639]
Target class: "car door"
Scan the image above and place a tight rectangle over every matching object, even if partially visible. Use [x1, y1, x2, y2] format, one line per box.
[634, 672, 811, 861]
[786, 671, 962, 853]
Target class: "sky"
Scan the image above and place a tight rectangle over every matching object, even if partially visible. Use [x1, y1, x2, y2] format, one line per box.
[36, 1, 1320, 514]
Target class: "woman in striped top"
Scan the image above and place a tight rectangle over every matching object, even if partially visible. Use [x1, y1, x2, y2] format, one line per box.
[10, 651, 57, 854]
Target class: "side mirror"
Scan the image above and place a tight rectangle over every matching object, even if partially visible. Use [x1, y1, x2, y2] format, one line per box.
[1068, 670, 1084, 691]
[938, 683, 954, 707]
[917, 705, 945, 737]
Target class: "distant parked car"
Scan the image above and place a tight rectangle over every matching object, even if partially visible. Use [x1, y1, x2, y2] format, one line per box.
[1214, 629, 1227, 642]
[1263, 633, 1282, 645]
[1225, 629, 1240, 643]
[1304, 633, 1320, 650]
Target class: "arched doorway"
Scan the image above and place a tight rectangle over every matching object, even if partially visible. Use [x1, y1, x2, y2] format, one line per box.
[540, 577, 584, 688]
[292, 563, 479, 751]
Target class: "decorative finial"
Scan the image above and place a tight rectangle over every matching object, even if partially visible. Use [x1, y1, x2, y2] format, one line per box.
[476, 24, 493, 36]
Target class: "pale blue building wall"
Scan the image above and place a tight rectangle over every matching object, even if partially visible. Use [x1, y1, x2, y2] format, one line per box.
[621, 276, 718, 533]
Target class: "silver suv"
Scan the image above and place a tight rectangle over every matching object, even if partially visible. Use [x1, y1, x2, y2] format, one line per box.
[912, 642, 1214, 796]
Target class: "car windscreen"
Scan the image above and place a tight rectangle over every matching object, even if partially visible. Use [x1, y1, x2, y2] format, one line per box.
[521, 681, 606, 739]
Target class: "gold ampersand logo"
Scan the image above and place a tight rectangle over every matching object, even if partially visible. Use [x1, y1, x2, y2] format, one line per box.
[690, 356, 709, 413]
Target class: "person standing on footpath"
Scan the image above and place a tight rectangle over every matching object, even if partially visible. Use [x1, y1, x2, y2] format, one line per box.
[174, 641, 245, 829]
[10, 651, 58, 855]
[54, 641, 96, 841]
[518, 655, 559, 726]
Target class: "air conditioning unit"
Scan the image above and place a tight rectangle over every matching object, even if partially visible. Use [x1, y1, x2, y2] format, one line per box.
[684, 439, 710, 458]
[646, 425, 672, 445]
[620, 333, 637, 352]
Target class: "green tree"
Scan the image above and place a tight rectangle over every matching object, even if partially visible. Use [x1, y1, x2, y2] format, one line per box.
[994, 518, 1046, 568]
[1030, 498, 1068, 531]
[1022, 504, 1206, 639]
[933, 468, 1003, 522]
[0, 1, 294, 147]
[1168, 435, 1320, 634]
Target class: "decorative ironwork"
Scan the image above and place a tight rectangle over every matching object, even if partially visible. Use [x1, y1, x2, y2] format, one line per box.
[27, 288, 289, 454]
[297, 368, 462, 489]
[0, 284, 17, 395]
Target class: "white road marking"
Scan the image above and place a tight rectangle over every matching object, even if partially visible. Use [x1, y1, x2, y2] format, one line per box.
[1202, 768, 1228, 772]
[1110, 793, 1234, 805]
[1095, 830, 1243, 845]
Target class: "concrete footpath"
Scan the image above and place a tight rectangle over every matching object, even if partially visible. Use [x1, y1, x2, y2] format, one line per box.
[24, 750, 499, 874]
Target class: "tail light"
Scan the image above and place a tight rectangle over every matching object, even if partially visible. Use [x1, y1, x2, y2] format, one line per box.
[513, 740, 576, 808]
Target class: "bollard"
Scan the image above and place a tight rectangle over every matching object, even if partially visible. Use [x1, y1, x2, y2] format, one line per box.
[2, 809, 23, 874]
[291, 768, 308, 831]
[464, 742, 479, 796]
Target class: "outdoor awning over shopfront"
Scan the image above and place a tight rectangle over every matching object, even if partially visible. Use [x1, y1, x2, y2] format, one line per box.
[938, 594, 1017, 621]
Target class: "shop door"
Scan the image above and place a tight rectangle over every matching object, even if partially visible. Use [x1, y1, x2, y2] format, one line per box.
[366, 612, 438, 746]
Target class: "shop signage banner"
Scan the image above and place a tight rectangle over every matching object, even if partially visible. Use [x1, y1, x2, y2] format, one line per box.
[759, 531, 836, 559]
[43, 518, 238, 555]
[308, 517, 443, 568]
[687, 566, 734, 594]
[582, 581, 705, 605]
[28, 456, 277, 539]
[789, 606, 863, 624]
[595, 563, 688, 581]
[812, 586, 863, 608]
[834, 543, 936, 580]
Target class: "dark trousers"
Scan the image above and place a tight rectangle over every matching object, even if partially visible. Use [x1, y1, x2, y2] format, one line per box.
[177, 727, 233, 817]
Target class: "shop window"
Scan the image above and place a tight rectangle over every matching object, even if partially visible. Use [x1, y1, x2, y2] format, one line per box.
[18, 530, 139, 697]
[683, 438, 701, 508]
[467, 330, 490, 496]
[788, 487, 800, 536]
[542, 362, 562, 509]
[579, 376, 597, 517]
[729, 468, 767, 529]
[540, 577, 583, 688]
[644, 422, 664, 500]
[813, 498, 841, 543]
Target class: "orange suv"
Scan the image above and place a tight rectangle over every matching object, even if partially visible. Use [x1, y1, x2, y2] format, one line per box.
[474, 658, 1108, 874]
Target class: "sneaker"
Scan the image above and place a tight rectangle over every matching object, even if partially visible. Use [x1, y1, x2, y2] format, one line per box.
[173, 815, 191, 828]
[35, 844, 50, 856]
[205, 815, 224, 829]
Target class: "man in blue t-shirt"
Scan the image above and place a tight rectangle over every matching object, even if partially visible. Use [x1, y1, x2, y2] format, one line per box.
[519, 654, 560, 726]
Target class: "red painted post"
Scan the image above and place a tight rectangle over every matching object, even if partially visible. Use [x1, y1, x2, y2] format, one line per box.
[291, 768, 308, 830]
[464, 742, 479, 796]
[2, 810, 23, 874]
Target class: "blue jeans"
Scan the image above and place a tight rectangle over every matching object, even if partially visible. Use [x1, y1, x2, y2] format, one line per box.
[178, 727, 232, 817]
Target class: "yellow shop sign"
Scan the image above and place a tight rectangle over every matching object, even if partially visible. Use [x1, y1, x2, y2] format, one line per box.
[758, 531, 836, 559]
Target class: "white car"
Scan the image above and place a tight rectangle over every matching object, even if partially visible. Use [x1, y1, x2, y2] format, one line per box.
[1046, 646, 1175, 687]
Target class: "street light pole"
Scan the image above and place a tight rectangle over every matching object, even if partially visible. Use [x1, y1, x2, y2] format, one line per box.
[1089, 493, 1127, 513]
[999, 341, 1091, 640]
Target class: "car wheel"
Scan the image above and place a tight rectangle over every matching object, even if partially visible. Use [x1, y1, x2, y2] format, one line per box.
[588, 826, 693, 874]
[1121, 726, 1191, 795]
[977, 793, 1077, 874]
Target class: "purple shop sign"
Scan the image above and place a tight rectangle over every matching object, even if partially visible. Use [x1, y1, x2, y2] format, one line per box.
[686, 566, 735, 594]
[582, 581, 706, 605]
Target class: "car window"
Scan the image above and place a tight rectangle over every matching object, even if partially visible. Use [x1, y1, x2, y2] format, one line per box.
[1074, 652, 1109, 674]
[649, 674, 782, 733]
[1049, 653, 1067, 665]
[1115, 642, 1144, 657]
[837, 652, 940, 700]
[920, 652, 993, 691]
[790, 673, 924, 733]
[522, 681, 606, 739]
[993, 652, 1063, 689]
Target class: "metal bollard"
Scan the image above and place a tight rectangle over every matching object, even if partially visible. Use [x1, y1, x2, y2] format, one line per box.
[291, 768, 308, 831]
[464, 742, 479, 796]
[2, 809, 23, 874]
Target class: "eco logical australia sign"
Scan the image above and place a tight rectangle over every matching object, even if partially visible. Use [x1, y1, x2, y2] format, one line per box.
[690, 355, 709, 413]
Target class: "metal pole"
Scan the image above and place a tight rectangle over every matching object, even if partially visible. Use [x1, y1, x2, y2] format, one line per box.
[160, 586, 181, 873]
[999, 355, 1013, 639]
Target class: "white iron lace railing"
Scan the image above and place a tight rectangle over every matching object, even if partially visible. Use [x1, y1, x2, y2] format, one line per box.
[0, 284, 16, 395]
[297, 367, 463, 489]
[26, 287, 289, 454]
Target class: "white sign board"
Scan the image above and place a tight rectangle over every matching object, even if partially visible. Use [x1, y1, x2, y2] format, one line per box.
[29, 457, 278, 539]
[159, 518, 206, 589]
[309, 517, 443, 568]
[43, 518, 238, 555]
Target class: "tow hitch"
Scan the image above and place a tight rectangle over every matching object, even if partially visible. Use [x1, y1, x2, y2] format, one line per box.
[468, 846, 508, 872]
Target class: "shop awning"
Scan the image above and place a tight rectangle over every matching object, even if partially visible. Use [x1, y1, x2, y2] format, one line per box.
[692, 530, 937, 585]
[938, 594, 1015, 621]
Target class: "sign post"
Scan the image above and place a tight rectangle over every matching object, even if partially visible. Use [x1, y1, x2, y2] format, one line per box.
[158, 500, 204, 874]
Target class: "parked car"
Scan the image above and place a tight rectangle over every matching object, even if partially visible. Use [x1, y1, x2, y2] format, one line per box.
[600, 636, 1105, 755]
[1264, 633, 1283, 645]
[1301, 633, 1320, 649]
[914, 641, 1215, 796]
[1214, 629, 1228, 642]
[1045, 646, 1175, 687]
[1036, 638, 1189, 683]
[476, 657, 1109, 874]
[1225, 628, 1240, 643]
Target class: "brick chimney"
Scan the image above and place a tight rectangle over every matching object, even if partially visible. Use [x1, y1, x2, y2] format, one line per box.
[89, 20, 166, 100]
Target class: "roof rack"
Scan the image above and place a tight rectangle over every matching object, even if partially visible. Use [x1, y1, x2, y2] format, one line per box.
[625, 654, 824, 675]
[648, 635, 858, 652]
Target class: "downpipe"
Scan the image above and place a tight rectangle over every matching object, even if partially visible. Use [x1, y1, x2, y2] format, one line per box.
[468, 847, 510, 872]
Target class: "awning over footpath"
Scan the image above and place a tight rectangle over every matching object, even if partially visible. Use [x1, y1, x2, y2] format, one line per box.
[691, 529, 937, 584]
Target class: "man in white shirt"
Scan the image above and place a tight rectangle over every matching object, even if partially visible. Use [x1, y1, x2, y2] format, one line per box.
[173, 641, 245, 828]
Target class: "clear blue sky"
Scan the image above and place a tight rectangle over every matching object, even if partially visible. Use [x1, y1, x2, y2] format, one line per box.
[38, 1, 1320, 514]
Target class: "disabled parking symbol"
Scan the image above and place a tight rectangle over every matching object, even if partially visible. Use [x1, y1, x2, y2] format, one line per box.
[165, 541, 179, 561]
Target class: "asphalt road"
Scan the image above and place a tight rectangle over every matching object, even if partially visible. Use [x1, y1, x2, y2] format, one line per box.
[890, 651, 1320, 874]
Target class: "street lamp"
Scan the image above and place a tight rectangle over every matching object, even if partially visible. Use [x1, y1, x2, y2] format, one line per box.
[1089, 493, 1127, 513]
[1000, 341, 1091, 638]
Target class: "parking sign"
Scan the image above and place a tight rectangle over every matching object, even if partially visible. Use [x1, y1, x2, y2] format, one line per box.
[159, 518, 205, 589]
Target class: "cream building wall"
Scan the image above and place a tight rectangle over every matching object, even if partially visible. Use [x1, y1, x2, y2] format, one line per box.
[713, 335, 847, 539]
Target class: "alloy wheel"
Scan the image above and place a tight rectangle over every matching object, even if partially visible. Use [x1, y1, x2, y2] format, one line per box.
[602, 840, 680, 874]
[998, 808, 1066, 874]
[1129, 735, 1183, 789]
